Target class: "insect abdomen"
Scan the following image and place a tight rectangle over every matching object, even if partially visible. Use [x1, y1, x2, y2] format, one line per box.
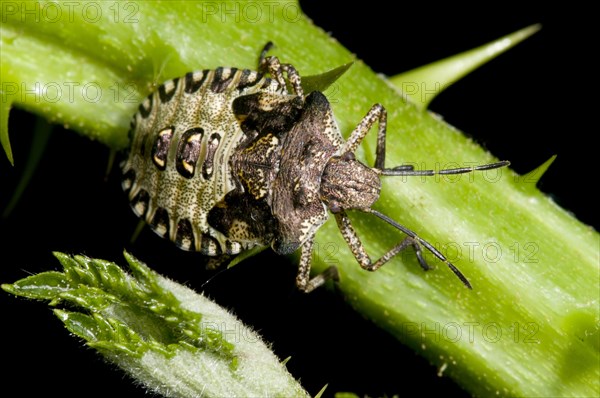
[122, 67, 281, 255]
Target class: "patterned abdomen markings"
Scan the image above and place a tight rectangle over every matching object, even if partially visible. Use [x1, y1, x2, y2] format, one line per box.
[122, 68, 282, 255]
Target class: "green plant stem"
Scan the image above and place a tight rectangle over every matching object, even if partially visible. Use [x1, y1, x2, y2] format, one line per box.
[2, 2, 598, 397]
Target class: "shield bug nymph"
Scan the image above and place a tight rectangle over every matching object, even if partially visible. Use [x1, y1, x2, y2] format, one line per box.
[122, 43, 509, 292]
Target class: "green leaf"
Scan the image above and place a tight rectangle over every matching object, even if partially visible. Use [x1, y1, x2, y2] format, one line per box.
[54, 310, 104, 343]
[1, 271, 70, 300]
[389, 24, 541, 108]
[3, 253, 309, 397]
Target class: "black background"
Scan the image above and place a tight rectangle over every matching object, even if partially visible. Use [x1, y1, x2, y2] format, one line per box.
[0, 3, 593, 398]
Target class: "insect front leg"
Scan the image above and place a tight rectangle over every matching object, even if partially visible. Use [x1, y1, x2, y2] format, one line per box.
[341, 104, 388, 170]
[334, 209, 474, 288]
[296, 235, 340, 293]
[334, 210, 421, 272]
[338, 208, 473, 288]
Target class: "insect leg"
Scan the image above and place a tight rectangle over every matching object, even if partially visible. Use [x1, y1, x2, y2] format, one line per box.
[296, 235, 340, 293]
[341, 103, 509, 174]
[334, 210, 409, 271]
[341, 104, 388, 169]
[257, 44, 304, 98]
[334, 210, 472, 288]
[264, 56, 304, 98]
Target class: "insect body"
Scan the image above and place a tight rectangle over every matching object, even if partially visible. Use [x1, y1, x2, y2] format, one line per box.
[123, 44, 509, 292]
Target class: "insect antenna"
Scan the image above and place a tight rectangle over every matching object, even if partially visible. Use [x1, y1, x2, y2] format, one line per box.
[380, 160, 510, 176]
[368, 208, 472, 289]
